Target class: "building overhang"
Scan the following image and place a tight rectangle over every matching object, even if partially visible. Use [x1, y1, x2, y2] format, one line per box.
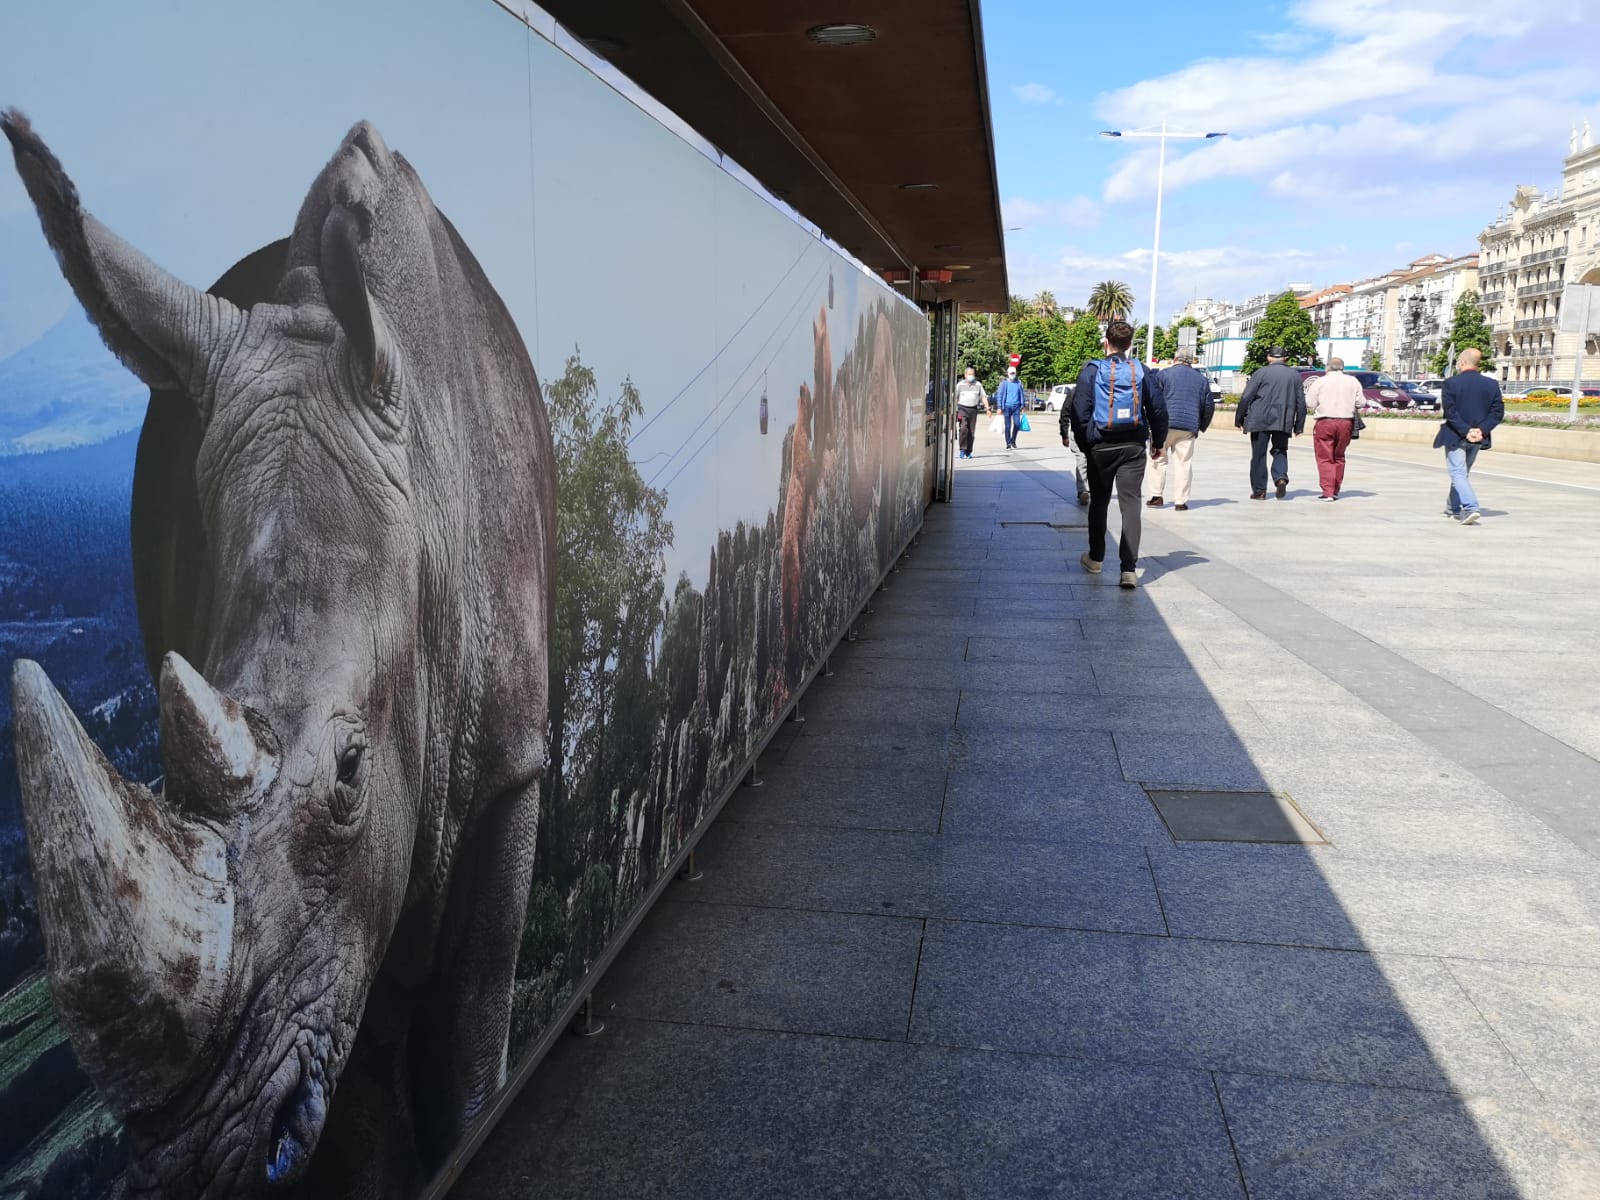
[531, 0, 1008, 310]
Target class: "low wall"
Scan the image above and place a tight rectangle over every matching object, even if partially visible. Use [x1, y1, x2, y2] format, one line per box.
[1360, 417, 1600, 463]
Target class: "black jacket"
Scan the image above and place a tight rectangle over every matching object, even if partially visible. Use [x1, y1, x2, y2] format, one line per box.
[1070, 356, 1169, 449]
[1435, 371, 1505, 450]
[1236, 362, 1306, 435]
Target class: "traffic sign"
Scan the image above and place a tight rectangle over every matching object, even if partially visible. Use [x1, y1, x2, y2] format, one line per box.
[1008, 353, 1021, 366]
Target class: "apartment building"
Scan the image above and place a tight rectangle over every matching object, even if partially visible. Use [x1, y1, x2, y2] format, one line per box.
[1477, 123, 1600, 385]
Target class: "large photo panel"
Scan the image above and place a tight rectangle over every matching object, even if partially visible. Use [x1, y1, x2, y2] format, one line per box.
[0, 2, 927, 1196]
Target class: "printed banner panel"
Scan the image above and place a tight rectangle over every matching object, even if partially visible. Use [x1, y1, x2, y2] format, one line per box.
[0, 2, 928, 1196]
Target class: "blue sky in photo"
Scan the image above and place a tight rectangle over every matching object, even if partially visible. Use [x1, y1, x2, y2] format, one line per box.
[984, 0, 1600, 322]
[0, 0, 914, 588]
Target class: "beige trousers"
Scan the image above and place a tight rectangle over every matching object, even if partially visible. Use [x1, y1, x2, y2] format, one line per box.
[1147, 430, 1198, 504]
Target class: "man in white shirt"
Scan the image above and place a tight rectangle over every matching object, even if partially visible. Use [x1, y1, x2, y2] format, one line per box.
[1307, 357, 1363, 500]
[954, 367, 987, 459]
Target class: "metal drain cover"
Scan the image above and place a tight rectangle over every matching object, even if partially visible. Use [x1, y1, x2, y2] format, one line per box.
[1144, 788, 1327, 844]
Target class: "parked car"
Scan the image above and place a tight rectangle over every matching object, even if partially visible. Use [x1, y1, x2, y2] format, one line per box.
[1045, 383, 1073, 411]
[1298, 368, 1413, 411]
[1399, 380, 1439, 410]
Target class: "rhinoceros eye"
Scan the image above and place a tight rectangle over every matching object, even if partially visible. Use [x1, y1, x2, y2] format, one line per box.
[336, 744, 364, 788]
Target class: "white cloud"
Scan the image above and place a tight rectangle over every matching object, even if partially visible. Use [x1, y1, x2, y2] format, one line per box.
[1093, 0, 1600, 206]
[1012, 83, 1061, 105]
[1003, 195, 1101, 231]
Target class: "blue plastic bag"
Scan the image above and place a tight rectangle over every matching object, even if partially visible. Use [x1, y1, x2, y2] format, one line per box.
[1018, 412, 1031, 432]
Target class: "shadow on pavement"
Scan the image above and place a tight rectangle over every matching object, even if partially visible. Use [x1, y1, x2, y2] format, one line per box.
[450, 452, 1541, 1199]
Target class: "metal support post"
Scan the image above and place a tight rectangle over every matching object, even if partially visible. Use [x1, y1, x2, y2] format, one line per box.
[570, 993, 605, 1039]
[822, 657, 834, 677]
[1572, 308, 1591, 423]
[677, 847, 703, 882]
[788, 697, 805, 725]
[744, 755, 764, 788]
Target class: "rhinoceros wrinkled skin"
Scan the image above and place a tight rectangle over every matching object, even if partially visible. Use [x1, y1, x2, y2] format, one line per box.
[2, 110, 554, 1198]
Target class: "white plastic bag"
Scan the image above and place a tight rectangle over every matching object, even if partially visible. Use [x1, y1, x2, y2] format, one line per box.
[988, 414, 1003, 434]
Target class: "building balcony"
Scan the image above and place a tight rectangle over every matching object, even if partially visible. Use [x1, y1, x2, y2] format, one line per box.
[1514, 316, 1558, 332]
[1518, 280, 1565, 297]
[1521, 246, 1568, 266]
[1479, 291, 1505, 307]
[1510, 347, 1554, 360]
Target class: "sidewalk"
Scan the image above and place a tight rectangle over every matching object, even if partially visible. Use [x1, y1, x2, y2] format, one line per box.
[453, 418, 1600, 1198]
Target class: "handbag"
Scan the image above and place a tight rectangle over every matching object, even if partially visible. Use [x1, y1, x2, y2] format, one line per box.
[1018, 412, 1032, 432]
[1351, 412, 1366, 440]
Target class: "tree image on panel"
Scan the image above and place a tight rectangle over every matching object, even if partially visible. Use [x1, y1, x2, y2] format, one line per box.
[1242, 291, 1323, 374]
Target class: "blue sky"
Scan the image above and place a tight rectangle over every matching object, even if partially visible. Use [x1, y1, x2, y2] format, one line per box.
[984, 0, 1600, 323]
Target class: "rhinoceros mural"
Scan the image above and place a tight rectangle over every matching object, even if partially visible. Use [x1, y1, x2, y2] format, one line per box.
[2, 111, 554, 1197]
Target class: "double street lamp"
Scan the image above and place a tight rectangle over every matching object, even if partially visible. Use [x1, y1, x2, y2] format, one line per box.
[1100, 123, 1227, 362]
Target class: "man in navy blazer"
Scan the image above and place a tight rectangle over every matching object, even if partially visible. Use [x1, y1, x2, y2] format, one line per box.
[1434, 348, 1505, 525]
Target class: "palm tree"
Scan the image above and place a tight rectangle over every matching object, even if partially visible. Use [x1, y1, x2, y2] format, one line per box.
[1087, 280, 1134, 321]
[1029, 290, 1059, 319]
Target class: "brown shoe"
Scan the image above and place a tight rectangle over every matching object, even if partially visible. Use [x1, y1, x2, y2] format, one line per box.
[1174, 503, 1189, 511]
[1275, 478, 1288, 499]
[1146, 496, 1164, 507]
[1250, 491, 1267, 500]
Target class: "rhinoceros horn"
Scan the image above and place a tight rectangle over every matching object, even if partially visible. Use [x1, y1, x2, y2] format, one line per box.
[1, 108, 244, 414]
[9, 656, 271, 1115]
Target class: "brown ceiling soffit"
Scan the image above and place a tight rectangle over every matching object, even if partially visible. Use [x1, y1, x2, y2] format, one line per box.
[533, 0, 1007, 309]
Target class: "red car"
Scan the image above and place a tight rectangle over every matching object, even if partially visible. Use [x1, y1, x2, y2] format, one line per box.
[1298, 368, 1413, 411]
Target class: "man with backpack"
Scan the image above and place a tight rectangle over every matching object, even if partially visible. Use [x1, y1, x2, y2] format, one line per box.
[1234, 346, 1307, 499]
[1069, 319, 1169, 589]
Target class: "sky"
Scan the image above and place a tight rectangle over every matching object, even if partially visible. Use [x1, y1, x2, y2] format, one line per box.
[984, 0, 1600, 325]
[0, 0, 912, 589]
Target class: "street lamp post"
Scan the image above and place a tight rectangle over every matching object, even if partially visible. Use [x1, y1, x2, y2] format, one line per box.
[1101, 125, 1227, 362]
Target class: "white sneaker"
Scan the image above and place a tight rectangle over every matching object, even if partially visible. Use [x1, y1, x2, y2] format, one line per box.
[1080, 552, 1102, 575]
[1460, 510, 1481, 525]
[1119, 570, 1138, 589]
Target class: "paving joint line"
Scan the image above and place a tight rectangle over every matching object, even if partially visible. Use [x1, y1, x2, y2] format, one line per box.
[1437, 958, 1545, 1100]
[903, 917, 928, 1042]
[1209, 1070, 1252, 1199]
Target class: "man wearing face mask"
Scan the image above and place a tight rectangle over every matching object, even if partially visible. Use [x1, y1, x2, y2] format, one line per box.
[954, 366, 987, 459]
[995, 365, 1026, 451]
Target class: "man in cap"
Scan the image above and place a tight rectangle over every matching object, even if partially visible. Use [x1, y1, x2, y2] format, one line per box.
[1146, 349, 1214, 510]
[1235, 346, 1307, 499]
[994, 364, 1026, 450]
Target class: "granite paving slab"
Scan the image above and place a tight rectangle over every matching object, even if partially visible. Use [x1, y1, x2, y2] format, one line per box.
[718, 764, 947, 833]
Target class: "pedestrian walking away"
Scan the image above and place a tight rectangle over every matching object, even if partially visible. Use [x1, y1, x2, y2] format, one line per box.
[1070, 318, 1169, 588]
[1235, 346, 1307, 499]
[995, 366, 1026, 450]
[1307, 356, 1362, 499]
[1435, 347, 1504, 525]
[1056, 384, 1091, 505]
[954, 366, 987, 459]
[1146, 349, 1214, 510]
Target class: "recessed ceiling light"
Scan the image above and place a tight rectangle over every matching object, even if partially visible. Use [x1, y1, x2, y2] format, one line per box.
[806, 23, 877, 46]
[943, 265, 972, 271]
[898, 182, 938, 191]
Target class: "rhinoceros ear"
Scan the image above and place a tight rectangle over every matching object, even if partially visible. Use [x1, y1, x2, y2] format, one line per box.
[1, 109, 244, 407]
[319, 203, 398, 408]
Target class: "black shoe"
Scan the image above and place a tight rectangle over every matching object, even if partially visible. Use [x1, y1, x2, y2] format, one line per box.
[1250, 491, 1267, 500]
[1146, 496, 1164, 508]
[1077, 492, 1090, 506]
[1174, 503, 1189, 511]
[1275, 478, 1288, 499]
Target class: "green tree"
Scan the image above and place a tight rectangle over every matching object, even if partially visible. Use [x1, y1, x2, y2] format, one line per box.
[957, 317, 1006, 391]
[1429, 289, 1495, 375]
[1173, 315, 1203, 354]
[1087, 280, 1134, 321]
[1131, 324, 1178, 361]
[542, 352, 673, 893]
[1053, 316, 1104, 385]
[1364, 348, 1383, 371]
[1029, 289, 1060, 319]
[1007, 316, 1057, 390]
[1242, 291, 1323, 375]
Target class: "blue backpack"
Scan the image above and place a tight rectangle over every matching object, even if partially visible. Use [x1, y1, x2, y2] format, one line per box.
[1092, 357, 1145, 432]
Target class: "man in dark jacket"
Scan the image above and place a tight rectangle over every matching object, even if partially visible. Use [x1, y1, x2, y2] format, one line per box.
[1070, 319, 1169, 588]
[1435, 348, 1504, 525]
[1146, 349, 1214, 510]
[1235, 347, 1307, 499]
